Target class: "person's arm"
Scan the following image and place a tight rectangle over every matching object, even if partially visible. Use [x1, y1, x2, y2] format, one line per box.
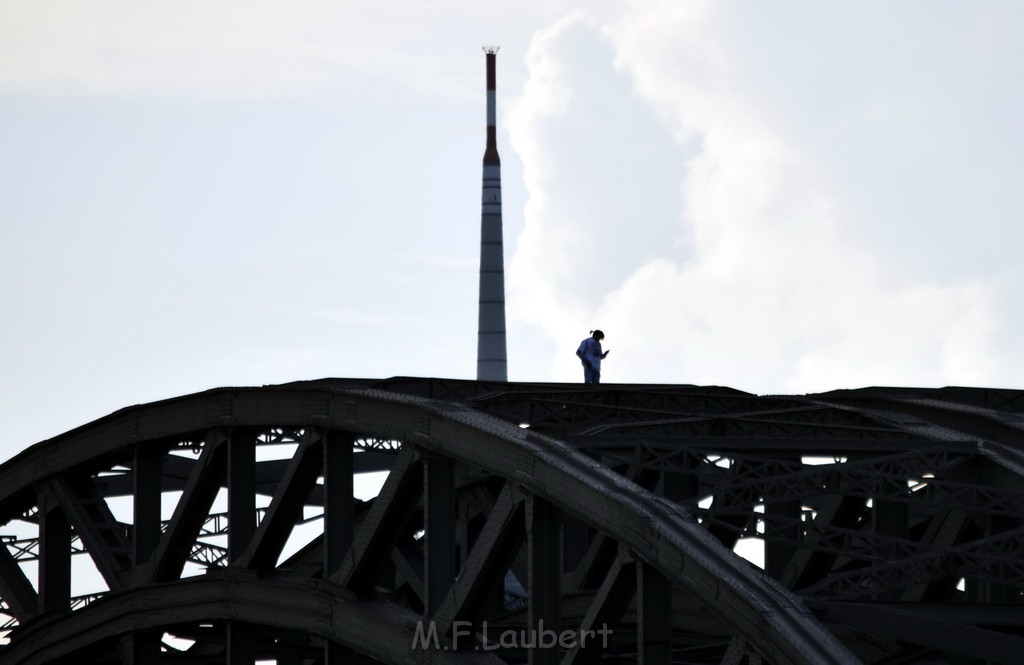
[576, 340, 590, 367]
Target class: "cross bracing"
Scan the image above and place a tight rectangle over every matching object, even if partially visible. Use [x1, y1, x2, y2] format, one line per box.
[1, 379, 1024, 663]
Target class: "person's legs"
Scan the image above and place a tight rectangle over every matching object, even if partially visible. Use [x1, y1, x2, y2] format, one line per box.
[584, 366, 600, 384]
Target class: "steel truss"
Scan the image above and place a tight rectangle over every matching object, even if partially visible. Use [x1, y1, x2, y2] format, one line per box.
[2, 380, 1024, 664]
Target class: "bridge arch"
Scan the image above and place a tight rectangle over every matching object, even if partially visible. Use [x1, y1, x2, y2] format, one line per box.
[0, 383, 864, 663]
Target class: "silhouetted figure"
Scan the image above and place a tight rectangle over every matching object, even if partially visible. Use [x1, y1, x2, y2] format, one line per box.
[576, 330, 609, 384]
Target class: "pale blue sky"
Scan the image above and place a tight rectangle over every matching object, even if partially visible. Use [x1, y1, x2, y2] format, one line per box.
[3, 1, 1024, 459]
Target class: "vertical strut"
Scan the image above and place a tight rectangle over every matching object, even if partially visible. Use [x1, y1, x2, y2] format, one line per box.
[638, 563, 672, 665]
[227, 621, 254, 665]
[424, 455, 455, 618]
[763, 454, 801, 582]
[324, 434, 356, 665]
[874, 488, 908, 601]
[228, 428, 256, 562]
[134, 445, 162, 566]
[228, 428, 257, 665]
[132, 445, 163, 665]
[527, 495, 560, 665]
[38, 498, 71, 614]
[324, 431, 354, 578]
[766, 500, 801, 579]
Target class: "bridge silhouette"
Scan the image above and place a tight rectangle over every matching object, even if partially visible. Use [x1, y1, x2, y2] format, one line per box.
[2, 377, 1023, 664]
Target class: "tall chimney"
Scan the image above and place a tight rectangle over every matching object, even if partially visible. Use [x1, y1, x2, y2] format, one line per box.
[477, 47, 507, 381]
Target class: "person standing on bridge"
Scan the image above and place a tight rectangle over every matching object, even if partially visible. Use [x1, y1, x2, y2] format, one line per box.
[576, 330, 609, 384]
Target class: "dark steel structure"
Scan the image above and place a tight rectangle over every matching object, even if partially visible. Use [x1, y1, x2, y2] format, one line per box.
[3, 377, 1024, 664]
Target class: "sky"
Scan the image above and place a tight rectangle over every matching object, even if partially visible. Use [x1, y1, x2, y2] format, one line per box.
[3, 1, 1024, 460]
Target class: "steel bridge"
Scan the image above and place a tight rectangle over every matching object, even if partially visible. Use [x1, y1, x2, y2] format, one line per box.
[2, 378, 1024, 664]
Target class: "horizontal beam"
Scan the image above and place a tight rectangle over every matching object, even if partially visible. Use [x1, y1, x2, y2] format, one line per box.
[568, 436, 978, 453]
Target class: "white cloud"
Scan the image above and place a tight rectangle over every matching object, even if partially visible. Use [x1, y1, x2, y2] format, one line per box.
[508, 2, 1024, 391]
